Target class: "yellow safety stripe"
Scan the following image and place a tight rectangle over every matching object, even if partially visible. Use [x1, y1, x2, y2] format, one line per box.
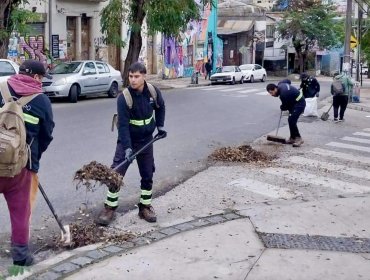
[296, 91, 303, 101]
[140, 198, 152, 205]
[141, 190, 152, 196]
[23, 113, 39, 124]
[129, 113, 154, 126]
[105, 200, 119, 207]
[107, 191, 119, 198]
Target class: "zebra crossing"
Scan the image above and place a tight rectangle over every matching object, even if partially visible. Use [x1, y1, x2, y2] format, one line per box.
[194, 85, 269, 97]
[228, 128, 370, 200]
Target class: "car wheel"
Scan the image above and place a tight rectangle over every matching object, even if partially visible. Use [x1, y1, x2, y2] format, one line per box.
[250, 75, 254, 83]
[108, 82, 119, 98]
[231, 77, 235, 85]
[261, 74, 266, 82]
[240, 77, 244, 84]
[69, 84, 79, 103]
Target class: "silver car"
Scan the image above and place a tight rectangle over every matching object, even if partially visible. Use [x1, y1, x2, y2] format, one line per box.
[42, 61, 123, 103]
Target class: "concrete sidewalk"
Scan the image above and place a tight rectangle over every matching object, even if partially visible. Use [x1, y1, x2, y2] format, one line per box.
[4, 75, 370, 280]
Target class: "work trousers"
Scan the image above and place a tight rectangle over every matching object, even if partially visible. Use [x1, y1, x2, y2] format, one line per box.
[0, 168, 38, 258]
[205, 71, 211, 80]
[105, 137, 155, 208]
[288, 103, 305, 139]
[333, 95, 349, 120]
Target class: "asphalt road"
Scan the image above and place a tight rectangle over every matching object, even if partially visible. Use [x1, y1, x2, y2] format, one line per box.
[0, 80, 332, 243]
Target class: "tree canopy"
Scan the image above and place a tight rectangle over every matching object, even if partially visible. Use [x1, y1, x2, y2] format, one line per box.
[0, 0, 40, 58]
[274, 0, 342, 73]
[100, 0, 213, 84]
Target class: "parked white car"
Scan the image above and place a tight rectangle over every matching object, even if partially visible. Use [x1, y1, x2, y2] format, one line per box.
[239, 64, 267, 83]
[210, 65, 244, 85]
[0, 59, 19, 83]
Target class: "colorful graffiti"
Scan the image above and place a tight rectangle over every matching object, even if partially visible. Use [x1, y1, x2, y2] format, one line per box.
[162, 3, 211, 79]
[7, 33, 48, 65]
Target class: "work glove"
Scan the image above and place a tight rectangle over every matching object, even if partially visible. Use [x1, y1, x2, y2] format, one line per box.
[157, 127, 167, 138]
[124, 148, 134, 163]
[316, 92, 320, 98]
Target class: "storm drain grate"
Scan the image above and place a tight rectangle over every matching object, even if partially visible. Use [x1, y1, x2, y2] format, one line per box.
[259, 232, 370, 253]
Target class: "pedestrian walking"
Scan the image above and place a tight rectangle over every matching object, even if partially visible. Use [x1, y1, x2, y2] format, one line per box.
[97, 62, 166, 226]
[205, 60, 212, 80]
[0, 60, 55, 266]
[299, 73, 320, 98]
[331, 72, 354, 122]
[266, 82, 306, 147]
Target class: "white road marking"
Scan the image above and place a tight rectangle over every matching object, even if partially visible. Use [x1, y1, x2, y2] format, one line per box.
[219, 87, 245, 92]
[285, 156, 370, 180]
[311, 148, 370, 165]
[236, 89, 259, 94]
[353, 132, 370, 138]
[263, 168, 370, 193]
[363, 128, 370, 132]
[201, 86, 224, 91]
[228, 178, 298, 199]
[326, 142, 370, 153]
[342, 136, 370, 145]
[255, 91, 269, 95]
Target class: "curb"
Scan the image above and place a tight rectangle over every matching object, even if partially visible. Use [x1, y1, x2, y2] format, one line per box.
[24, 211, 245, 280]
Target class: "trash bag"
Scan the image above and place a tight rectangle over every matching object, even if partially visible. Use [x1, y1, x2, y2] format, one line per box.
[303, 97, 318, 117]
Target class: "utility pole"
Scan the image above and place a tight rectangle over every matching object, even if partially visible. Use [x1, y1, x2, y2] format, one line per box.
[343, 0, 352, 74]
[356, 6, 363, 83]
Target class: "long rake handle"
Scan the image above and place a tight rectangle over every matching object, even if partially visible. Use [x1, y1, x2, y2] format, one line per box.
[112, 133, 165, 171]
[38, 183, 67, 234]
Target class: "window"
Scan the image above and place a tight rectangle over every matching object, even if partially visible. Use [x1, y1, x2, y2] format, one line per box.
[186, 45, 193, 67]
[96, 62, 107, 73]
[83, 62, 96, 74]
[0, 61, 16, 76]
[103, 63, 111, 73]
[266, 25, 275, 39]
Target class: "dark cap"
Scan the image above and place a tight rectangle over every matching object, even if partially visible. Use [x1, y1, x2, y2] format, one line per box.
[19, 60, 52, 79]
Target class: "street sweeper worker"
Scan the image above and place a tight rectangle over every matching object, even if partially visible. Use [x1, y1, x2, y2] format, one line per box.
[299, 73, 320, 98]
[97, 62, 166, 226]
[0, 60, 54, 266]
[266, 82, 306, 147]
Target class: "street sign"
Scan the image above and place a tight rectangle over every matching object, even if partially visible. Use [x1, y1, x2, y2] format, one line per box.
[351, 35, 358, 49]
[51, 35, 59, 59]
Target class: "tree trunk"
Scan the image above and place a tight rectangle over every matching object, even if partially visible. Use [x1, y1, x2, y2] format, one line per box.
[122, 0, 146, 86]
[0, 0, 11, 58]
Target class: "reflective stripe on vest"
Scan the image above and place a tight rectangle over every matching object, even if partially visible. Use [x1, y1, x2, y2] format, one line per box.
[129, 113, 154, 126]
[296, 91, 303, 101]
[23, 113, 39, 124]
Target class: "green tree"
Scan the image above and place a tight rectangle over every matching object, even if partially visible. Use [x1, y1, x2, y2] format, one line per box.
[275, 0, 342, 73]
[0, 0, 39, 58]
[100, 0, 212, 85]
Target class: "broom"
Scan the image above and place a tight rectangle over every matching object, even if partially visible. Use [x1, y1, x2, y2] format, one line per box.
[267, 111, 286, 144]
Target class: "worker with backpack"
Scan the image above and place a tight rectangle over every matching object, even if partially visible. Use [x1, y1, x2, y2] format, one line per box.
[97, 62, 166, 226]
[331, 72, 354, 122]
[0, 60, 54, 266]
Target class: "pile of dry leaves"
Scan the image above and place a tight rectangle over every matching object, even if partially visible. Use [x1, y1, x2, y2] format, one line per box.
[74, 161, 123, 192]
[209, 145, 274, 163]
[54, 219, 136, 249]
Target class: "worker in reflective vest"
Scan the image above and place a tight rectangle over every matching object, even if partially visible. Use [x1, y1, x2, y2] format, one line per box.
[266, 82, 306, 147]
[97, 62, 166, 226]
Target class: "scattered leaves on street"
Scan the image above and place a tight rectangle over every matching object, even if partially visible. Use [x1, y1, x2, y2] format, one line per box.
[209, 145, 275, 164]
[53, 219, 136, 249]
[74, 161, 123, 192]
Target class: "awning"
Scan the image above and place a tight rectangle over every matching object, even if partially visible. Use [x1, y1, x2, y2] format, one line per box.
[217, 20, 254, 36]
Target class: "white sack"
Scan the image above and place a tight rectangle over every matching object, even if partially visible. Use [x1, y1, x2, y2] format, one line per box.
[303, 97, 318, 117]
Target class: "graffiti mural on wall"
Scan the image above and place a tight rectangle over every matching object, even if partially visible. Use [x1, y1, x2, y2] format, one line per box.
[7, 33, 48, 66]
[162, 2, 210, 79]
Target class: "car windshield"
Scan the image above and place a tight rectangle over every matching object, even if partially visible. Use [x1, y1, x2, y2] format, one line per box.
[0, 61, 16, 77]
[240, 65, 253, 70]
[216, 66, 234, 73]
[50, 62, 83, 74]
